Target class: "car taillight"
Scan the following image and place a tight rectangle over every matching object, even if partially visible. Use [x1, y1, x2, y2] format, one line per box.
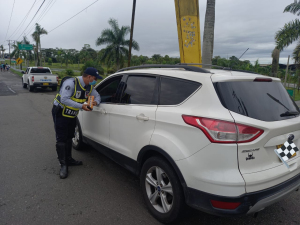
[210, 200, 241, 210]
[182, 115, 263, 143]
[56, 76, 58, 82]
[31, 76, 34, 82]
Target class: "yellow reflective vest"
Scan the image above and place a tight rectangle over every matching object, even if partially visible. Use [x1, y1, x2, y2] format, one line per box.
[54, 77, 93, 118]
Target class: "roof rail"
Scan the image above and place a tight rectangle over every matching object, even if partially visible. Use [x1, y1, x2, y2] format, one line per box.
[117, 64, 211, 73]
[177, 63, 259, 74]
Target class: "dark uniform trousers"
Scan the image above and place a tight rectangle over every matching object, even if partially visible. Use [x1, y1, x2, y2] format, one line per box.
[52, 105, 82, 179]
[52, 105, 76, 142]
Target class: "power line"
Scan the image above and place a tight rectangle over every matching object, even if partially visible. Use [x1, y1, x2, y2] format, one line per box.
[16, 0, 46, 41]
[47, 0, 99, 34]
[7, 0, 37, 40]
[25, 0, 56, 38]
[3, 0, 16, 43]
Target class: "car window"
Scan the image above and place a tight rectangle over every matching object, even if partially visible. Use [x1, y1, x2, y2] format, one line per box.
[30, 68, 51, 73]
[96, 76, 122, 103]
[159, 77, 201, 105]
[214, 81, 299, 121]
[121, 76, 157, 105]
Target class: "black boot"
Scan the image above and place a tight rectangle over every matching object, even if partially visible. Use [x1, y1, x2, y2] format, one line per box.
[66, 139, 83, 166]
[56, 142, 68, 179]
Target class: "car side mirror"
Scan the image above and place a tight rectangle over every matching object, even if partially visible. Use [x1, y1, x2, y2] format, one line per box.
[21, 71, 25, 74]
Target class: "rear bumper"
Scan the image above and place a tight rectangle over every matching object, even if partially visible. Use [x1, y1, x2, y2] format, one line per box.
[33, 82, 57, 87]
[185, 173, 300, 216]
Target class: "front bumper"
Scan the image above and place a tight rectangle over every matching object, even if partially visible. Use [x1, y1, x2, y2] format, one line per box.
[33, 82, 57, 87]
[185, 173, 300, 216]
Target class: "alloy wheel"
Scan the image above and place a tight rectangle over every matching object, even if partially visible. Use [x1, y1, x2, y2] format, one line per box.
[72, 125, 80, 146]
[145, 166, 174, 213]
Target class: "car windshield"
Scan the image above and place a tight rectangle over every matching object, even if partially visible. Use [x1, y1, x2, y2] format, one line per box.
[30, 68, 51, 73]
[214, 81, 299, 122]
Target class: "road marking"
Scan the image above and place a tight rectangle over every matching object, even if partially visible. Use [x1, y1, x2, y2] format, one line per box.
[7, 86, 16, 94]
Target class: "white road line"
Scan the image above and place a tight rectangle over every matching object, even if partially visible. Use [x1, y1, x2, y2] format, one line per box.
[7, 86, 16, 94]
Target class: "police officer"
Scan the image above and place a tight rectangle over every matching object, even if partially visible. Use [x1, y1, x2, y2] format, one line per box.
[52, 67, 102, 179]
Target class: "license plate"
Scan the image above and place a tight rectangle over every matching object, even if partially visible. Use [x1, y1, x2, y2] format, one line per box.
[276, 144, 297, 162]
[43, 83, 49, 85]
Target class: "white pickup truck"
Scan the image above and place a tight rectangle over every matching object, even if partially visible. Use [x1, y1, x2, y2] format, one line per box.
[21, 67, 58, 92]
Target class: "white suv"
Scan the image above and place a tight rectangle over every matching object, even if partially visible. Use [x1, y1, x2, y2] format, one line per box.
[72, 65, 300, 223]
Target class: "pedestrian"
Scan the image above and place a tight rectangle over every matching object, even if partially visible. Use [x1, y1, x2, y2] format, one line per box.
[0, 63, 3, 72]
[52, 67, 102, 179]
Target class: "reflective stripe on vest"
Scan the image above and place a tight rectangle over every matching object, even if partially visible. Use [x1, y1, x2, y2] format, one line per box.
[54, 77, 93, 118]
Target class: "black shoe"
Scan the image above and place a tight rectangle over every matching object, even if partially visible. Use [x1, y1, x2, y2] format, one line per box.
[66, 139, 83, 166]
[56, 142, 69, 179]
[67, 157, 83, 166]
[60, 165, 68, 179]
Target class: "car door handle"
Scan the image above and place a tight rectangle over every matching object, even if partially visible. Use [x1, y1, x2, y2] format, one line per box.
[94, 108, 107, 114]
[99, 109, 107, 114]
[136, 114, 149, 121]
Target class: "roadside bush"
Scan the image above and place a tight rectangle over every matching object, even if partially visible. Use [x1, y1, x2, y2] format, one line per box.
[65, 69, 74, 76]
[48, 58, 52, 66]
[81, 59, 104, 76]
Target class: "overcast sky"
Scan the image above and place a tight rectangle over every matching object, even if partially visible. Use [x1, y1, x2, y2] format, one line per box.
[0, 0, 297, 64]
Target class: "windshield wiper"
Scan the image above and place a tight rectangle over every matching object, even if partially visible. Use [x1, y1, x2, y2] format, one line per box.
[280, 110, 300, 117]
[266, 93, 290, 111]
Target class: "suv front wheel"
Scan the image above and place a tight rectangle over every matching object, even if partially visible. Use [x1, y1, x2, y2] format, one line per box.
[140, 157, 186, 224]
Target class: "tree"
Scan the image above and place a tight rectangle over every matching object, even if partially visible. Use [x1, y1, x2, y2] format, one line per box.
[202, 0, 216, 68]
[271, 48, 280, 77]
[31, 23, 48, 66]
[275, 1, 300, 51]
[151, 54, 162, 63]
[95, 18, 140, 69]
[0, 45, 6, 58]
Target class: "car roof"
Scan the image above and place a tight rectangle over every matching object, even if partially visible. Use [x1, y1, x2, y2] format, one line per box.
[114, 68, 280, 83]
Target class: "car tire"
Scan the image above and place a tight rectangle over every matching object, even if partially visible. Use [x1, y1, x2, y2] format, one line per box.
[140, 157, 186, 224]
[72, 118, 85, 150]
[52, 86, 57, 91]
[22, 79, 27, 88]
[27, 80, 34, 92]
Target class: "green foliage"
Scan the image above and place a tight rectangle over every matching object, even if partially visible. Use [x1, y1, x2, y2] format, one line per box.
[81, 59, 104, 76]
[48, 58, 52, 65]
[65, 69, 74, 76]
[96, 18, 140, 69]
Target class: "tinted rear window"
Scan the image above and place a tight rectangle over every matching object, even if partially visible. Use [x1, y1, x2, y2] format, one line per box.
[159, 77, 201, 105]
[30, 68, 51, 73]
[214, 81, 299, 121]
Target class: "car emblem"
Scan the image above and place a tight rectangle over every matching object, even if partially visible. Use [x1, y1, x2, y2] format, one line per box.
[288, 134, 294, 141]
[44, 76, 47, 79]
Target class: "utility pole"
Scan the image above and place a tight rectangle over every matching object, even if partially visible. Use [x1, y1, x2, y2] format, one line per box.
[128, 0, 136, 67]
[284, 55, 290, 88]
[7, 40, 14, 66]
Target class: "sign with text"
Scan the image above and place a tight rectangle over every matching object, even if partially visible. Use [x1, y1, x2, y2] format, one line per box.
[18, 44, 33, 50]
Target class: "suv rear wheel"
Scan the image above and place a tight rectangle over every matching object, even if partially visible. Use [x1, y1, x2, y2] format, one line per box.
[140, 157, 185, 224]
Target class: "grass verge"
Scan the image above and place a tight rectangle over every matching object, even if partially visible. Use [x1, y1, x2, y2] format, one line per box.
[10, 68, 23, 77]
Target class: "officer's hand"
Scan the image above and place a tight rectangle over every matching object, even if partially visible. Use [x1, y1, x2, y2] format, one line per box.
[82, 104, 91, 111]
[92, 101, 98, 106]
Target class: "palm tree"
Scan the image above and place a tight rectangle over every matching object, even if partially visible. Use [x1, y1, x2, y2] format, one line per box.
[31, 23, 48, 66]
[202, 0, 216, 68]
[275, 1, 300, 51]
[95, 18, 140, 69]
[0, 45, 6, 58]
[271, 48, 280, 77]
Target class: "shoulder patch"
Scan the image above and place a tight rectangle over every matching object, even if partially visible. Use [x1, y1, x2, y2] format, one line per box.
[65, 85, 71, 90]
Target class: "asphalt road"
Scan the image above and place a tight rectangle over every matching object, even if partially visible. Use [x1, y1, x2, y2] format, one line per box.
[0, 70, 299, 225]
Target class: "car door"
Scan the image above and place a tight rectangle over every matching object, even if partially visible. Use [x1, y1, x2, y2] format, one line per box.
[80, 75, 123, 147]
[109, 74, 159, 160]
